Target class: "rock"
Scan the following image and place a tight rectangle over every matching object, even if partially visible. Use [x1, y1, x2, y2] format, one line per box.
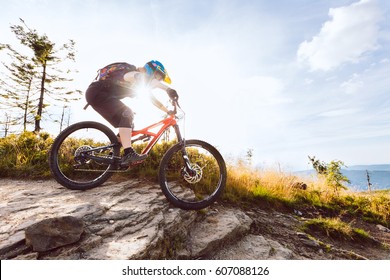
[187, 209, 252, 258]
[294, 209, 303, 216]
[1, 179, 389, 260]
[0, 179, 201, 259]
[292, 182, 307, 190]
[376, 224, 390, 233]
[213, 234, 294, 260]
[12, 252, 39, 260]
[25, 216, 84, 252]
[296, 232, 321, 248]
[300, 238, 321, 248]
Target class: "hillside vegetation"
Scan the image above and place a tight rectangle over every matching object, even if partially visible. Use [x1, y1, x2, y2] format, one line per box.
[1, 132, 389, 238]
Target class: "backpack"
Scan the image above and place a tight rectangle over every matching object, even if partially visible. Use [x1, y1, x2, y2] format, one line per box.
[96, 62, 136, 81]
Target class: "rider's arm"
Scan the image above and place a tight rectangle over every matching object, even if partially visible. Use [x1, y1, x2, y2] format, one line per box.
[124, 71, 171, 91]
[124, 71, 177, 103]
[150, 78, 178, 101]
[123, 71, 142, 83]
[149, 78, 169, 91]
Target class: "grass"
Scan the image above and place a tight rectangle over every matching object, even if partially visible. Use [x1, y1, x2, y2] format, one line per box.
[0, 131, 53, 178]
[223, 159, 390, 227]
[301, 217, 373, 242]
[1, 132, 389, 227]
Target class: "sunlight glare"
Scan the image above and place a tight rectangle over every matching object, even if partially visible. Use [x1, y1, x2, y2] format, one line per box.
[134, 83, 151, 98]
[123, 85, 169, 129]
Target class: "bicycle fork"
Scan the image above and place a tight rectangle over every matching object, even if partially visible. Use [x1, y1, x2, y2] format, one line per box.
[173, 124, 196, 177]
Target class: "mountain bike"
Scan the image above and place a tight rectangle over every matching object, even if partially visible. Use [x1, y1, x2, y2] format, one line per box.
[49, 100, 227, 210]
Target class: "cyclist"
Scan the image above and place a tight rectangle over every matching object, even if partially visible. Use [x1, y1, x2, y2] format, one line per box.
[85, 60, 178, 166]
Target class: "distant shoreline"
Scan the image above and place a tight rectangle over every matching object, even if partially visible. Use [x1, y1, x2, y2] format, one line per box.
[295, 165, 390, 191]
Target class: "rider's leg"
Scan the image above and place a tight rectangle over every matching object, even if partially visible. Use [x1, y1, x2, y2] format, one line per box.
[117, 107, 134, 151]
[86, 91, 146, 164]
[117, 109, 147, 165]
[118, 127, 132, 149]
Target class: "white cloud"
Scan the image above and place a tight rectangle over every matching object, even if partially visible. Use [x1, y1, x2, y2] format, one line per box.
[318, 108, 359, 117]
[340, 73, 364, 94]
[297, 0, 381, 71]
[380, 58, 390, 64]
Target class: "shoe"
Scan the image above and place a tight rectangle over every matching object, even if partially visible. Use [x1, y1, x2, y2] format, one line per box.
[120, 149, 147, 166]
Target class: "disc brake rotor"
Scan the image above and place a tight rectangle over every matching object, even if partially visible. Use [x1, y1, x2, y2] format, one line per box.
[182, 164, 203, 184]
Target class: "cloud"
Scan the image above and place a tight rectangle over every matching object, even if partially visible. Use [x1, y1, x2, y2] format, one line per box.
[318, 108, 360, 118]
[340, 73, 364, 94]
[297, 0, 382, 71]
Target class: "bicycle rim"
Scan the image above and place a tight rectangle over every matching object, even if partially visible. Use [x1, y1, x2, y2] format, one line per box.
[159, 140, 226, 210]
[51, 123, 120, 189]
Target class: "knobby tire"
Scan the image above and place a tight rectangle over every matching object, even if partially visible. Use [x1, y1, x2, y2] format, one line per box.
[49, 121, 120, 190]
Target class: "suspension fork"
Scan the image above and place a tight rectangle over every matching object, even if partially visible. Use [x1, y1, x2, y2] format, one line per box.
[173, 124, 195, 174]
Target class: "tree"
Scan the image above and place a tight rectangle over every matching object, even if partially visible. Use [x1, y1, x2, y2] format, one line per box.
[308, 156, 350, 194]
[58, 105, 71, 133]
[1, 113, 12, 137]
[3, 18, 81, 133]
[246, 148, 254, 165]
[0, 44, 39, 132]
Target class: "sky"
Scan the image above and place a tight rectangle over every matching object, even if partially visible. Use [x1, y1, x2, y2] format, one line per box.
[1, 0, 390, 171]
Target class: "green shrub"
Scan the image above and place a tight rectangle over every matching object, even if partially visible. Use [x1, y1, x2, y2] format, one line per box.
[309, 156, 350, 193]
[0, 132, 53, 178]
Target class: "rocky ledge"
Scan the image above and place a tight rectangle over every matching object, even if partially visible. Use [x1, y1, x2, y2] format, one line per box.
[0, 179, 389, 260]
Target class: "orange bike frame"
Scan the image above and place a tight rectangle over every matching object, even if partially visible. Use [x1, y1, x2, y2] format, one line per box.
[131, 115, 179, 155]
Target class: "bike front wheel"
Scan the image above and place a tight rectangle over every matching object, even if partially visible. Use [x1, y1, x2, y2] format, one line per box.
[159, 139, 227, 210]
[49, 121, 120, 190]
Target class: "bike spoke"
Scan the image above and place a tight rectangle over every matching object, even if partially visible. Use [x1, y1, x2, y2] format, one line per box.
[160, 141, 225, 209]
[55, 127, 117, 184]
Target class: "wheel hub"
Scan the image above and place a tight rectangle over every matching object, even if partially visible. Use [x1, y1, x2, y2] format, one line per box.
[182, 164, 202, 184]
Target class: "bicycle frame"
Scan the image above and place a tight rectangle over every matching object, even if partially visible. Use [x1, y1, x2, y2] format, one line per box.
[132, 114, 183, 155]
[77, 101, 190, 170]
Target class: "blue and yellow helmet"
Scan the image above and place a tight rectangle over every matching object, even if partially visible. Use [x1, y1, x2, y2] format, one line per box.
[144, 60, 172, 84]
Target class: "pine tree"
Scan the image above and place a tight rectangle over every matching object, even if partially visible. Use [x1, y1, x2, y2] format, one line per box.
[3, 18, 81, 133]
[1, 113, 12, 137]
[0, 44, 38, 132]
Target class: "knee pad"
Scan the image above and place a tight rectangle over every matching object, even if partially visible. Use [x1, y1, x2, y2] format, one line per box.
[118, 108, 134, 128]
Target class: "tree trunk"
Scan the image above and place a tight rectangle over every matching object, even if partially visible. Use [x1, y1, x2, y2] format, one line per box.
[34, 63, 46, 133]
[23, 78, 33, 132]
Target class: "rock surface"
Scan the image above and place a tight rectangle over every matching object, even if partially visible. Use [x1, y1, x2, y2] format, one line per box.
[0, 179, 389, 260]
[212, 234, 294, 260]
[25, 216, 84, 252]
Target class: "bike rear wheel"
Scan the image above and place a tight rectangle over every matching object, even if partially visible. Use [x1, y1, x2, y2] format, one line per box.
[159, 139, 227, 210]
[49, 121, 120, 190]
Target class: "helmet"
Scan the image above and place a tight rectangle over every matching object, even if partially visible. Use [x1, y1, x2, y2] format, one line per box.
[144, 60, 172, 84]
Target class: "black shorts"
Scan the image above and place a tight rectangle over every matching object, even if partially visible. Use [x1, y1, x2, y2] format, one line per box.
[85, 81, 134, 128]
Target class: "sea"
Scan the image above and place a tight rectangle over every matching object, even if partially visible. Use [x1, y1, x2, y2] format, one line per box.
[295, 164, 390, 192]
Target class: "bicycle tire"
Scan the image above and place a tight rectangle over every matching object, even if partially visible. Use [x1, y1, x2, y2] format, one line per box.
[49, 121, 120, 190]
[158, 139, 227, 210]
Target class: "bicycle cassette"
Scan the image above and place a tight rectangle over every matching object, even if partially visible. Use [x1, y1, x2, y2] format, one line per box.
[74, 145, 93, 164]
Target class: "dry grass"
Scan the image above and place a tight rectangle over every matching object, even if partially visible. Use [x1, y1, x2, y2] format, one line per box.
[224, 160, 390, 226]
